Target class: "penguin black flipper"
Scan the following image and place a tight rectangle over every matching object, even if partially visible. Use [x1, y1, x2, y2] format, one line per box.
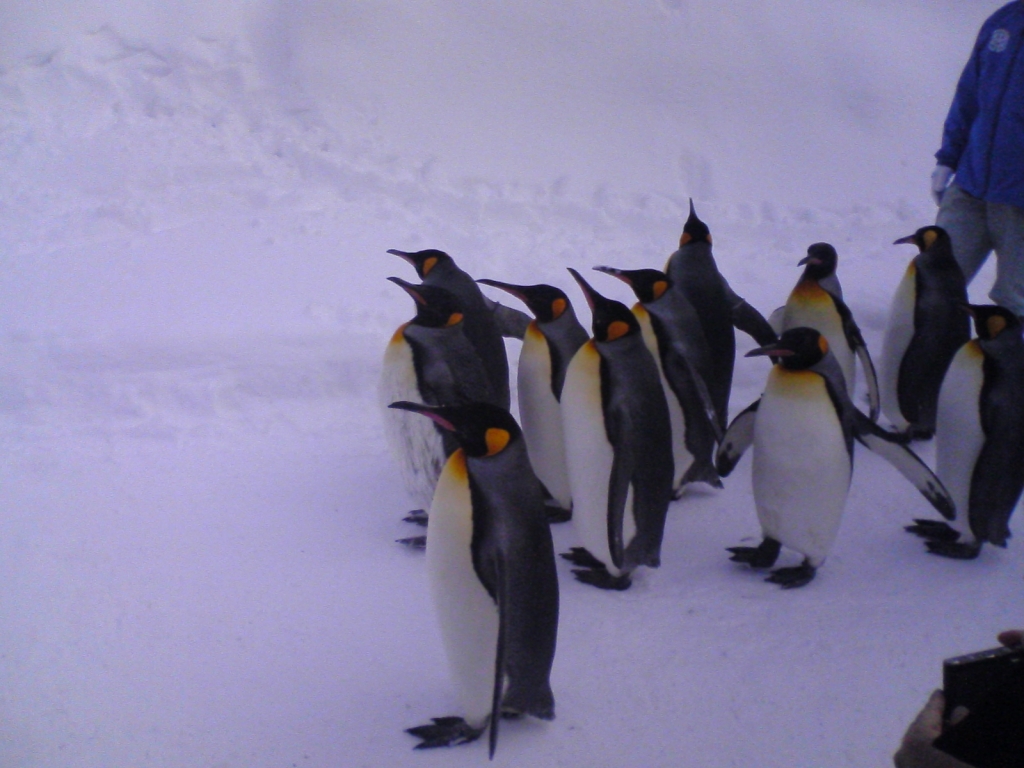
[852, 411, 956, 520]
[722, 277, 778, 345]
[483, 295, 533, 340]
[831, 294, 881, 422]
[715, 399, 760, 477]
[967, 438, 1024, 547]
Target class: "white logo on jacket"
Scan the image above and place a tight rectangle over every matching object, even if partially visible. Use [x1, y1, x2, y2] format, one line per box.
[989, 29, 1010, 53]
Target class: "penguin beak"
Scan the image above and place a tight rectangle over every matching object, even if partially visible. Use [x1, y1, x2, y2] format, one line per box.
[387, 401, 456, 432]
[386, 248, 416, 267]
[567, 267, 600, 312]
[892, 234, 917, 246]
[386, 276, 427, 305]
[477, 278, 527, 304]
[592, 265, 631, 285]
[797, 255, 820, 267]
[746, 342, 794, 361]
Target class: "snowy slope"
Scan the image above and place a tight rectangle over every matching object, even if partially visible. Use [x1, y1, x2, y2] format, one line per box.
[1, 4, 1022, 767]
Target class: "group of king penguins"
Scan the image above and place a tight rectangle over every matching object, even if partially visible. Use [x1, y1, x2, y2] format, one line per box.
[376, 201, 1024, 755]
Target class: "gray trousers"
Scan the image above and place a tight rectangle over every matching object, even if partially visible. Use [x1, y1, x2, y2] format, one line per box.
[936, 184, 1024, 317]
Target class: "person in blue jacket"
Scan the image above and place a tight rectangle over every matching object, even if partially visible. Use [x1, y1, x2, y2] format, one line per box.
[931, 1, 1024, 319]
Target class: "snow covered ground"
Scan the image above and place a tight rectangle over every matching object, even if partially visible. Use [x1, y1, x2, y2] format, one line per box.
[1, 3, 1021, 766]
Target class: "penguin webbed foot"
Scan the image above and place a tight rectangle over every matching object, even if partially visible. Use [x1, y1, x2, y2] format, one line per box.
[926, 540, 982, 560]
[727, 537, 781, 569]
[403, 509, 429, 527]
[406, 716, 486, 750]
[396, 535, 427, 550]
[559, 546, 606, 568]
[765, 560, 816, 589]
[905, 519, 960, 542]
[571, 567, 632, 591]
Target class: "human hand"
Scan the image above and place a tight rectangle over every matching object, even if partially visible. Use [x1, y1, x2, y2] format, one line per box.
[893, 690, 973, 768]
[931, 165, 954, 206]
[997, 629, 1023, 648]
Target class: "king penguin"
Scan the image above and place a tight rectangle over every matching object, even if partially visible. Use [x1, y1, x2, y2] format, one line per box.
[388, 401, 558, 757]
[476, 279, 589, 522]
[907, 305, 1024, 559]
[772, 243, 881, 421]
[665, 201, 777, 432]
[592, 265, 722, 494]
[716, 327, 954, 588]
[878, 226, 970, 440]
[558, 268, 674, 590]
[389, 248, 532, 409]
[378, 278, 498, 520]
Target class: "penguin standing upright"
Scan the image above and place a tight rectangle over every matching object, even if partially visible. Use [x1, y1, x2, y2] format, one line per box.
[717, 327, 954, 588]
[389, 248, 532, 409]
[592, 265, 722, 493]
[558, 268, 674, 590]
[378, 278, 498, 513]
[879, 226, 970, 440]
[665, 201, 777, 432]
[774, 243, 881, 421]
[388, 401, 558, 757]
[476, 279, 589, 521]
[907, 305, 1024, 559]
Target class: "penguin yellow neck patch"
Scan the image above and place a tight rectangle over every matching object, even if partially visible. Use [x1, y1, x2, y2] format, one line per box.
[652, 280, 668, 300]
[679, 232, 691, 247]
[987, 315, 1007, 338]
[606, 320, 630, 341]
[922, 230, 938, 250]
[818, 335, 830, 355]
[422, 256, 438, 275]
[390, 322, 410, 344]
[551, 298, 566, 319]
[485, 428, 510, 456]
[445, 312, 463, 327]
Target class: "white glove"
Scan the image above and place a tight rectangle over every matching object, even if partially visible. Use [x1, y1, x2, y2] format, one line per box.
[931, 165, 954, 206]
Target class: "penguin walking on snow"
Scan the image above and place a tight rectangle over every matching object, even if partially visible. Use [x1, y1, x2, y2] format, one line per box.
[879, 226, 970, 440]
[378, 279, 498, 532]
[716, 327, 954, 588]
[771, 243, 881, 421]
[665, 201, 777, 432]
[389, 248, 532, 409]
[476, 279, 589, 522]
[388, 401, 558, 757]
[907, 305, 1024, 559]
[558, 268, 674, 590]
[592, 265, 723, 493]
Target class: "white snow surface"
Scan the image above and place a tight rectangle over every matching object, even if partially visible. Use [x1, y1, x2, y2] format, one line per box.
[1, 3, 1021, 766]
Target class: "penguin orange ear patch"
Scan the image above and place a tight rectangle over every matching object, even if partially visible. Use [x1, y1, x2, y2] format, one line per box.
[422, 256, 438, 275]
[445, 312, 464, 327]
[818, 335, 830, 355]
[551, 298, 567, 319]
[987, 315, 1007, 338]
[679, 232, 691, 247]
[652, 280, 668, 300]
[922, 230, 938, 250]
[485, 428, 510, 456]
[606, 320, 631, 341]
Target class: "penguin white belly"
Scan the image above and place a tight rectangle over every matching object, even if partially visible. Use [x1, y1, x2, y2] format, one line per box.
[935, 341, 985, 543]
[782, 290, 854, 393]
[879, 264, 916, 429]
[753, 369, 851, 567]
[634, 306, 691, 490]
[561, 341, 637, 576]
[426, 449, 499, 728]
[379, 326, 447, 506]
[518, 324, 572, 509]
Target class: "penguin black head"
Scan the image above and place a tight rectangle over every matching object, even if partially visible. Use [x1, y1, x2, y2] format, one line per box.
[388, 401, 521, 458]
[679, 199, 712, 247]
[567, 267, 641, 343]
[798, 243, 838, 281]
[593, 266, 671, 304]
[893, 226, 950, 253]
[387, 248, 453, 279]
[476, 278, 572, 323]
[387, 277, 464, 329]
[964, 303, 1022, 341]
[745, 326, 829, 370]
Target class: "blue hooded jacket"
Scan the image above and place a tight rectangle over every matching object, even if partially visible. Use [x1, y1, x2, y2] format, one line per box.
[936, 2, 1024, 209]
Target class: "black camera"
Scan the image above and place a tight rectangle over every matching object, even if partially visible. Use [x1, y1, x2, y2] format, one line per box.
[934, 644, 1024, 768]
